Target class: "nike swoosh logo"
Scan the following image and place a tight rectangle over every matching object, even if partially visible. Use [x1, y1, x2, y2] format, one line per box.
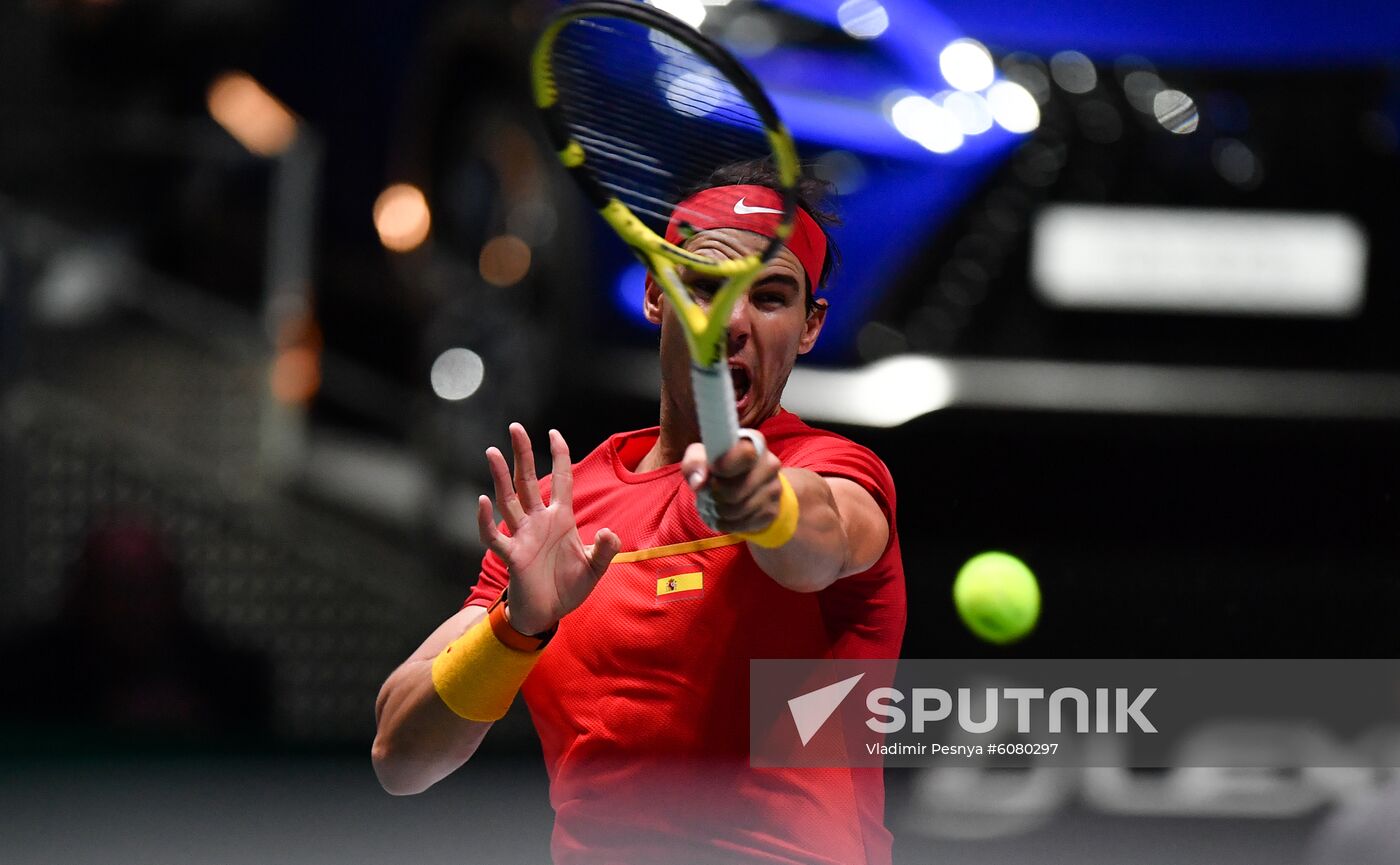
[733, 197, 784, 216]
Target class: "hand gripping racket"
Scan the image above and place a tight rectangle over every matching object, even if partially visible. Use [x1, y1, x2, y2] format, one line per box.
[531, 0, 801, 529]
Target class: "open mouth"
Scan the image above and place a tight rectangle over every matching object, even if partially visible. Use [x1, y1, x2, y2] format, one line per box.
[729, 365, 752, 408]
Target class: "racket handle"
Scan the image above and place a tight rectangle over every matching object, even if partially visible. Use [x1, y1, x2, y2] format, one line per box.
[691, 361, 739, 531]
[691, 361, 739, 459]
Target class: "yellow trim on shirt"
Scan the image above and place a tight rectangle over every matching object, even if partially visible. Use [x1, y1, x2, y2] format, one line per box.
[611, 533, 745, 564]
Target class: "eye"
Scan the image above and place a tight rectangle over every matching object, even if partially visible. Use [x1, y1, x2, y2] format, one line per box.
[751, 279, 796, 309]
[687, 277, 720, 298]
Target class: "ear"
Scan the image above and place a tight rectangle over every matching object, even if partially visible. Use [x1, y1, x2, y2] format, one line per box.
[643, 273, 665, 326]
[797, 297, 828, 355]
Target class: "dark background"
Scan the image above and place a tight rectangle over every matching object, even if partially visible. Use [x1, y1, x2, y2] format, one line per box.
[1, 1, 1397, 863]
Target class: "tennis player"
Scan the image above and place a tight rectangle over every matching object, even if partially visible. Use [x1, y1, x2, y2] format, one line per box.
[373, 161, 906, 865]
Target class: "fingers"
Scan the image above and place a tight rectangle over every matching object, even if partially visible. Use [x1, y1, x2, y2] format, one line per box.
[476, 495, 511, 558]
[549, 429, 573, 510]
[585, 528, 621, 580]
[681, 442, 708, 491]
[714, 481, 783, 534]
[711, 437, 760, 480]
[485, 446, 525, 531]
[485, 423, 549, 528]
[509, 423, 543, 511]
[710, 448, 779, 505]
[707, 451, 783, 534]
[682, 437, 782, 532]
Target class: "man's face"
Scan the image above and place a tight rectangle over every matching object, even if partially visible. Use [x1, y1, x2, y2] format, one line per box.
[644, 227, 827, 430]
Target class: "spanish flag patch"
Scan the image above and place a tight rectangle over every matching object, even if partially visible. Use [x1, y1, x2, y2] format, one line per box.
[656, 571, 703, 602]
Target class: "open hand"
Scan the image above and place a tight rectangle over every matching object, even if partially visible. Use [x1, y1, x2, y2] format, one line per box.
[477, 424, 620, 635]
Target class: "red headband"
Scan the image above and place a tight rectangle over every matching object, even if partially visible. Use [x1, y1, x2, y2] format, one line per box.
[664, 184, 828, 291]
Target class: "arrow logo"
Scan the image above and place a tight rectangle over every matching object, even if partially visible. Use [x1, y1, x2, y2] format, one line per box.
[787, 673, 865, 746]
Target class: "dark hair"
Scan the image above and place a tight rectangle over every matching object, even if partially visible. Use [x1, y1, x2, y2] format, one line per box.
[693, 158, 840, 304]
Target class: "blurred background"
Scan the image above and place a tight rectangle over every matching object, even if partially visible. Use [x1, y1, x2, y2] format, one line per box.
[1, 0, 1397, 862]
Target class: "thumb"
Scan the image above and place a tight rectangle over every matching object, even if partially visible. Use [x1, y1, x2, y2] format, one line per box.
[586, 528, 622, 579]
[681, 442, 709, 491]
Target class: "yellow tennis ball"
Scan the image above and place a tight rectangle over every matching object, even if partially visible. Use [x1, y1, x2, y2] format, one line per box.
[953, 552, 1040, 644]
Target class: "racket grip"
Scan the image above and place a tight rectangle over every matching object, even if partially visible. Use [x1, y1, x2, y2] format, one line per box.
[691, 362, 739, 531]
[691, 361, 739, 459]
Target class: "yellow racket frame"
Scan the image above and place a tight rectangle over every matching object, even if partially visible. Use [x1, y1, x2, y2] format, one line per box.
[531, 1, 802, 530]
[531, 2, 801, 369]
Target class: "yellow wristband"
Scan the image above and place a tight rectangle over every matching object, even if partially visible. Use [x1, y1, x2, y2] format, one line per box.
[431, 595, 545, 721]
[738, 473, 800, 549]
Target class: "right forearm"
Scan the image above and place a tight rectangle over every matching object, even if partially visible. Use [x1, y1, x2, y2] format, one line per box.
[372, 657, 493, 795]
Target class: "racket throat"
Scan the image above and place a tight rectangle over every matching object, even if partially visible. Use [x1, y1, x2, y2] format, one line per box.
[690, 360, 742, 532]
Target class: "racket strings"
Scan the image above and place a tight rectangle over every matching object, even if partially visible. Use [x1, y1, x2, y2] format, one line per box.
[548, 15, 773, 236]
[569, 127, 670, 174]
[557, 86, 765, 170]
[559, 86, 764, 156]
[553, 18, 766, 130]
[553, 55, 767, 152]
[595, 183, 714, 227]
[564, 105, 764, 207]
[556, 98, 767, 228]
[552, 36, 766, 136]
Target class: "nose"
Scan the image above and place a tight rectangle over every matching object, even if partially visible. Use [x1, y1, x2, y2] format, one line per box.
[726, 294, 751, 356]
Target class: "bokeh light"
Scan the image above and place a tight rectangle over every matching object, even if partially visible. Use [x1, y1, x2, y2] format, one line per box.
[613, 261, 652, 325]
[373, 184, 432, 253]
[430, 348, 485, 401]
[648, 29, 690, 60]
[725, 13, 778, 57]
[479, 235, 532, 287]
[206, 72, 298, 157]
[270, 346, 321, 405]
[942, 91, 994, 136]
[1153, 89, 1199, 134]
[1050, 50, 1098, 94]
[647, 0, 706, 29]
[1001, 52, 1052, 106]
[987, 81, 1041, 133]
[1213, 138, 1263, 188]
[663, 69, 729, 118]
[939, 39, 995, 93]
[837, 0, 890, 40]
[890, 94, 964, 154]
[1122, 69, 1165, 113]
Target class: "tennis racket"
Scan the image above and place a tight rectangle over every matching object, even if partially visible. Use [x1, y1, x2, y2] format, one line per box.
[531, 0, 801, 529]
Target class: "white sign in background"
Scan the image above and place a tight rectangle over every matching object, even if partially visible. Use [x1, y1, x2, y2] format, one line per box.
[1031, 205, 1368, 317]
